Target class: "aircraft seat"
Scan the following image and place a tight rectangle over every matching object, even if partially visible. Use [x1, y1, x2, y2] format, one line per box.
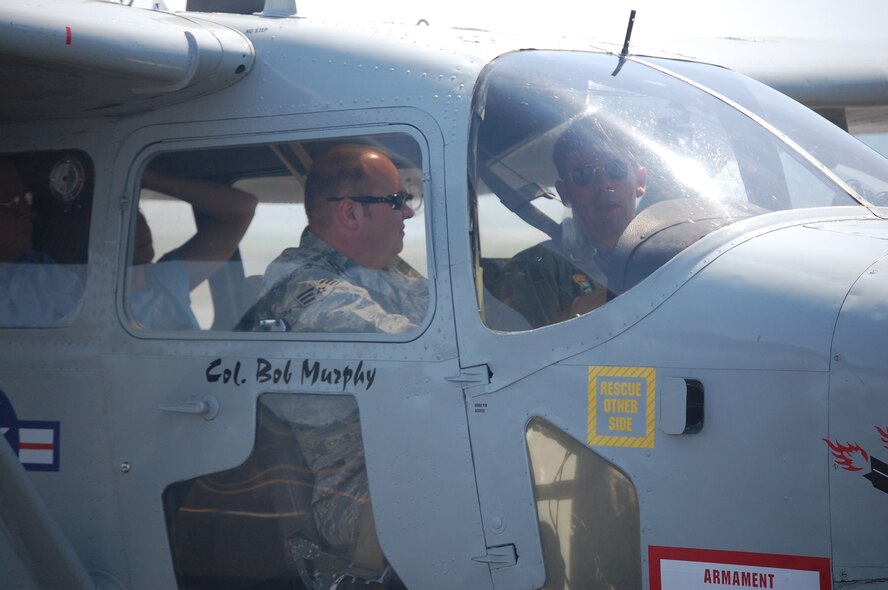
[165, 405, 329, 588]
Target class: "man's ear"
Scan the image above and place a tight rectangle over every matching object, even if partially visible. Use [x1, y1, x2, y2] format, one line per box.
[635, 166, 647, 198]
[335, 198, 361, 231]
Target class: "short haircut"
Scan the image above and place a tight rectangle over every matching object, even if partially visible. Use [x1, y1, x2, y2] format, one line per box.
[552, 117, 637, 178]
[304, 144, 390, 230]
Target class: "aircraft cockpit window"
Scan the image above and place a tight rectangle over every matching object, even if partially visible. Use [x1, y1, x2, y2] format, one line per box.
[469, 51, 865, 332]
[0, 151, 91, 328]
[127, 134, 428, 335]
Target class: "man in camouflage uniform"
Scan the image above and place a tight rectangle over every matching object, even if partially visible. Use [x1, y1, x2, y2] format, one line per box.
[496, 117, 647, 328]
[251, 144, 426, 333]
[249, 144, 426, 576]
[258, 230, 426, 333]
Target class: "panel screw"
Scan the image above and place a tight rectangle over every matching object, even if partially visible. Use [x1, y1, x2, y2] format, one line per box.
[120, 462, 131, 473]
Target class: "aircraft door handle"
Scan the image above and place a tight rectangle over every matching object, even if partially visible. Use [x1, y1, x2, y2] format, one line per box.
[159, 395, 220, 421]
[472, 544, 518, 569]
[659, 378, 704, 434]
[446, 364, 491, 387]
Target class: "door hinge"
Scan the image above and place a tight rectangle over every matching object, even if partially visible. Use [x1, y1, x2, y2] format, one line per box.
[472, 544, 517, 569]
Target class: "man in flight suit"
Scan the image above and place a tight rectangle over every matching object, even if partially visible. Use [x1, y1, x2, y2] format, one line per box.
[498, 117, 647, 328]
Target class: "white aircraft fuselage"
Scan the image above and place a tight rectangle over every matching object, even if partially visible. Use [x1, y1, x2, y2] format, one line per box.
[1, 2, 887, 589]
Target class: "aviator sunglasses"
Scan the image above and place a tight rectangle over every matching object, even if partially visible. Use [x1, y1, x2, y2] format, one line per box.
[327, 190, 421, 212]
[565, 159, 629, 186]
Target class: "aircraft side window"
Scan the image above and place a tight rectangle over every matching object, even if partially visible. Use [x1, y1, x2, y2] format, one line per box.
[0, 151, 91, 328]
[127, 134, 428, 334]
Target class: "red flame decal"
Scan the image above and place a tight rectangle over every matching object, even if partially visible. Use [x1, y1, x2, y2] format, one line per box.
[823, 439, 869, 472]
[877, 426, 888, 450]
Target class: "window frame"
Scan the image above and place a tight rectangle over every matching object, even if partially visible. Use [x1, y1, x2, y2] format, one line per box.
[120, 123, 436, 342]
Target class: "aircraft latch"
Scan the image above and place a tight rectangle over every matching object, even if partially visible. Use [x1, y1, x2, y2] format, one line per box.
[445, 364, 491, 387]
[472, 544, 518, 569]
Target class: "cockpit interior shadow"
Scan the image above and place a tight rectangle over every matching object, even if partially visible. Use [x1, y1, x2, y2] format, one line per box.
[608, 197, 756, 295]
[165, 405, 403, 590]
[165, 402, 407, 590]
[14, 150, 93, 269]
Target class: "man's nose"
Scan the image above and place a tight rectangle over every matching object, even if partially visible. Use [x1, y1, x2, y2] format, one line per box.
[591, 172, 618, 194]
[401, 203, 415, 219]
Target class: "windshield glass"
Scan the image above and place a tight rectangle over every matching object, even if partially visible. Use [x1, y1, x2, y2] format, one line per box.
[469, 50, 880, 332]
[650, 56, 888, 206]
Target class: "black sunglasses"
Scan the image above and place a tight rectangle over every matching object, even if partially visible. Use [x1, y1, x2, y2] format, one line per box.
[327, 190, 421, 212]
[565, 159, 629, 186]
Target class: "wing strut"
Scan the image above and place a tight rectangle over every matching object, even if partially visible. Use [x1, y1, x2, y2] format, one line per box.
[0, 438, 94, 590]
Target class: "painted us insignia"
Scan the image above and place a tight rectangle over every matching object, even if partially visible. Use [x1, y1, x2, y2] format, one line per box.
[1, 388, 61, 472]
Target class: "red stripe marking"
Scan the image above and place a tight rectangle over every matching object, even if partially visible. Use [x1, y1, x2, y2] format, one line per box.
[66, 26, 72, 45]
[20, 443, 54, 450]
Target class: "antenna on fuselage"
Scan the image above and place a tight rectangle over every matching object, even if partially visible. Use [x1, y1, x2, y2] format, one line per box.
[611, 9, 636, 76]
[620, 10, 636, 56]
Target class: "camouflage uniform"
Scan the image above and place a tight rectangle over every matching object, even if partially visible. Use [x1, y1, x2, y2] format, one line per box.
[251, 229, 428, 551]
[254, 228, 428, 333]
[496, 238, 608, 329]
[262, 394, 368, 550]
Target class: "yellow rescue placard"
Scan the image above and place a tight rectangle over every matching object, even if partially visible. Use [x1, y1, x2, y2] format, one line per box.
[587, 366, 655, 448]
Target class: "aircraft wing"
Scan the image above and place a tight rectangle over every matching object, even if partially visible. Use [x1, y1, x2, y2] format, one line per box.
[3, 0, 887, 136]
[0, 0, 255, 123]
[647, 36, 888, 133]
